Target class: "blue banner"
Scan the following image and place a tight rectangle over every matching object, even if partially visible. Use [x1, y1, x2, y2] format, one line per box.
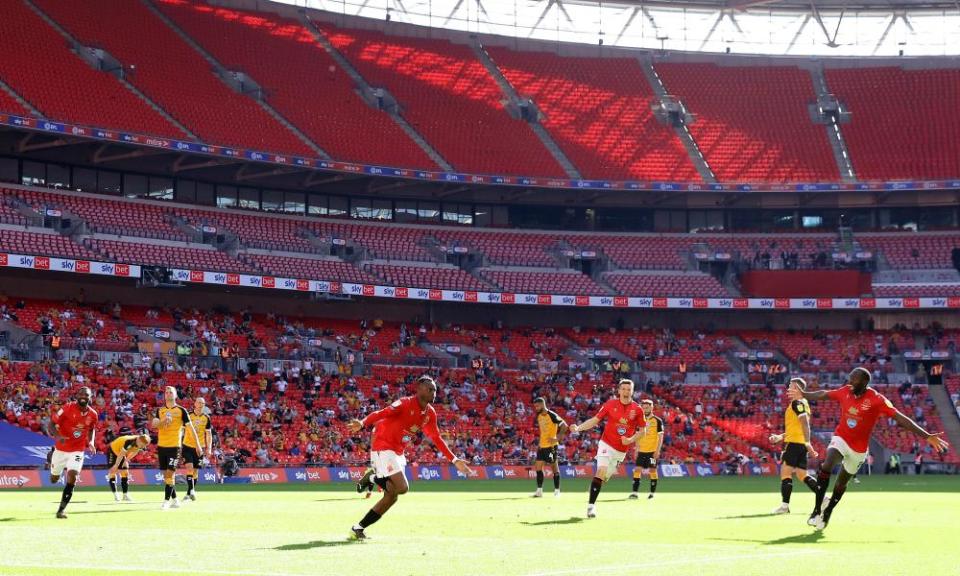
[0, 421, 52, 466]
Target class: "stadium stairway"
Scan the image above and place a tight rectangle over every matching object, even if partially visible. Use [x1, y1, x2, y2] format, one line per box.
[474, 42, 582, 179]
[638, 57, 716, 183]
[298, 14, 452, 171]
[929, 384, 960, 451]
[808, 64, 857, 182]
[140, 0, 329, 158]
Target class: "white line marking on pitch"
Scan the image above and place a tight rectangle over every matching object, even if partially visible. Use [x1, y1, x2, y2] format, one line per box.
[526, 549, 815, 576]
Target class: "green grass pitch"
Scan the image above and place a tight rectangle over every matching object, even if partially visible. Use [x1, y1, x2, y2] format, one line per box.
[0, 476, 957, 576]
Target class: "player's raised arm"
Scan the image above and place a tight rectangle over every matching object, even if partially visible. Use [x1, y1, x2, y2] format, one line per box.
[891, 409, 950, 453]
[787, 386, 830, 402]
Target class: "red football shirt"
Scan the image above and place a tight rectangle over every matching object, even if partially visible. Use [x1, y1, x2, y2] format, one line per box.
[827, 386, 897, 453]
[594, 398, 645, 453]
[52, 402, 99, 452]
[362, 396, 456, 461]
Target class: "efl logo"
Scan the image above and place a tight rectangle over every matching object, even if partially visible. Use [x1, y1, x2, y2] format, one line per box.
[33, 256, 50, 270]
[429, 289, 443, 300]
[500, 293, 515, 304]
[613, 296, 628, 308]
[652, 298, 668, 308]
[190, 270, 204, 282]
[296, 279, 310, 291]
[75, 260, 90, 273]
[537, 294, 552, 305]
[860, 298, 876, 309]
[733, 298, 749, 309]
[774, 298, 790, 309]
[362, 284, 375, 296]
[903, 297, 920, 308]
[395, 287, 408, 298]
[261, 276, 275, 288]
[226, 273, 241, 285]
[693, 298, 709, 308]
[816, 298, 833, 309]
[575, 295, 589, 306]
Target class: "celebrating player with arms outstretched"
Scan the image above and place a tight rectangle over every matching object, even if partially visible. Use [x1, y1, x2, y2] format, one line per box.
[570, 378, 646, 518]
[531, 397, 568, 498]
[106, 433, 151, 501]
[47, 387, 98, 519]
[769, 378, 819, 514]
[789, 367, 950, 530]
[347, 375, 473, 540]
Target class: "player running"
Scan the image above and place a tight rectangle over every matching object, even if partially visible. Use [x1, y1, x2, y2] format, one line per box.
[105, 433, 151, 501]
[46, 387, 98, 519]
[789, 367, 950, 530]
[151, 386, 203, 510]
[629, 398, 663, 500]
[531, 397, 568, 498]
[347, 375, 472, 540]
[570, 378, 646, 518]
[181, 397, 213, 501]
[769, 378, 819, 514]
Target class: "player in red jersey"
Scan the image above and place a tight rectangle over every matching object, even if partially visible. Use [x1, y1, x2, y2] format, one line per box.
[789, 367, 949, 531]
[569, 378, 646, 518]
[346, 375, 472, 539]
[45, 387, 98, 519]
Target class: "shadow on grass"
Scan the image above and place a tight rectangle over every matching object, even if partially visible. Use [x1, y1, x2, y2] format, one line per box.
[68, 508, 143, 516]
[474, 496, 531, 501]
[714, 513, 780, 520]
[314, 497, 357, 502]
[272, 540, 361, 551]
[711, 533, 897, 546]
[519, 516, 584, 527]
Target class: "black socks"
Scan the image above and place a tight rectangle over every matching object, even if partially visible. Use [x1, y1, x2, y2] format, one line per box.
[588, 477, 603, 505]
[58, 483, 74, 513]
[536, 471, 544, 489]
[781, 478, 793, 504]
[359, 509, 382, 528]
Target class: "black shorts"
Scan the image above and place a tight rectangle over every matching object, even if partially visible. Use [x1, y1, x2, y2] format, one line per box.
[781, 443, 808, 469]
[535, 446, 558, 464]
[635, 452, 656, 469]
[106, 450, 127, 469]
[181, 446, 202, 468]
[157, 447, 181, 471]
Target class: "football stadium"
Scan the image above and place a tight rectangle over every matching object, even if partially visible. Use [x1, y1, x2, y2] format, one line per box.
[1, 0, 959, 574]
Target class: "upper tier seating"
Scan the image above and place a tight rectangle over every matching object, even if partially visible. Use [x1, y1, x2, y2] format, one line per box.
[323, 25, 567, 177]
[486, 47, 698, 181]
[35, 0, 313, 155]
[0, 0, 184, 138]
[655, 63, 839, 183]
[825, 67, 960, 180]
[158, 0, 437, 170]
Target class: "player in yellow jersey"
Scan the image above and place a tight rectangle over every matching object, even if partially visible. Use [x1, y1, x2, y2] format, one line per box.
[629, 399, 663, 500]
[769, 378, 820, 514]
[180, 397, 213, 501]
[531, 397, 568, 498]
[105, 433, 150, 502]
[151, 386, 203, 510]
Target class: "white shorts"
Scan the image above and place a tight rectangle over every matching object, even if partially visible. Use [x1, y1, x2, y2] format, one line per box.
[594, 440, 627, 480]
[371, 450, 407, 479]
[829, 435, 867, 475]
[50, 450, 85, 477]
